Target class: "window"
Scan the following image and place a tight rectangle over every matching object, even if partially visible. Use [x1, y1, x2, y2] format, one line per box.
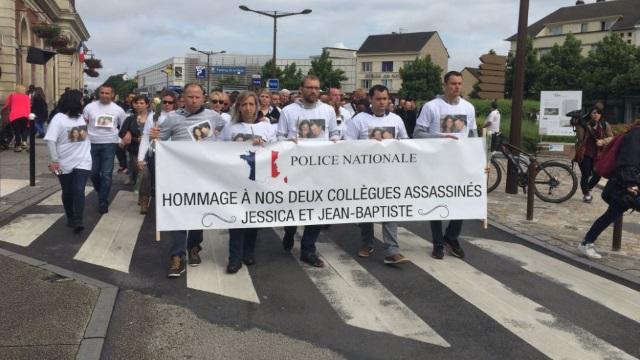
[601, 20, 614, 31]
[538, 48, 551, 57]
[581, 23, 588, 32]
[361, 62, 372, 72]
[361, 79, 371, 89]
[619, 33, 624, 37]
[381, 79, 393, 90]
[629, 32, 633, 37]
[549, 25, 562, 35]
[381, 61, 394, 72]
[628, 40, 632, 44]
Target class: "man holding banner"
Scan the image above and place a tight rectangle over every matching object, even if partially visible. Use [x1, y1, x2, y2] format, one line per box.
[150, 83, 226, 277]
[276, 75, 340, 267]
[413, 71, 478, 260]
[345, 85, 410, 264]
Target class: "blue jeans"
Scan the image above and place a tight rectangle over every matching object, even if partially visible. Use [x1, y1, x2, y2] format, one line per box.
[360, 222, 400, 256]
[35, 117, 46, 137]
[58, 169, 90, 226]
[168, 230, 203, 257]
[430, 220, 463, 248]
[584, 204, 626, 244]
[90, 143, 117, 208]
[228, 228, 259, 261]
[284, 225, 322, 257]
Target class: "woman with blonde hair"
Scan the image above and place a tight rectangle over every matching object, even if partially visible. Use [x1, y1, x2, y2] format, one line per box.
[2, 84, 31, 152]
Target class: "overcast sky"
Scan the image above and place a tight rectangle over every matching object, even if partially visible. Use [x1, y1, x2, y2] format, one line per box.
[76, 0, 564, 88]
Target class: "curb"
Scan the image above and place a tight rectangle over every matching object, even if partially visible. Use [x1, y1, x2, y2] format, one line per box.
[0, 249, 118, 360]
[486, 216, 640, 287]
[0, 177, 61, 224]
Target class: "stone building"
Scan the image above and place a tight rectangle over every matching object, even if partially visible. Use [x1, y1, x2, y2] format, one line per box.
[0, 0, 89, 106]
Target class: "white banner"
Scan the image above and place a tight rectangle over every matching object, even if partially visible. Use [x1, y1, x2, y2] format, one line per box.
[155, 139, 487, 231]
[539, 90, 583, 136]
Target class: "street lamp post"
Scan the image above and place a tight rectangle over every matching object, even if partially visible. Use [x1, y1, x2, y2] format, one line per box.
[190, 47, 226, 95]
[239, 5, 312, 80]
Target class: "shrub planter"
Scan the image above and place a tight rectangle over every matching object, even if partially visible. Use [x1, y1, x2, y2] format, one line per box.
[32, 23, 61, 39]
[84, 68, 99, 77]
[84, 58, 102, 69]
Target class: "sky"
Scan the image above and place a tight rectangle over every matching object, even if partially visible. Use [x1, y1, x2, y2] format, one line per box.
[75, 0, 564, 89]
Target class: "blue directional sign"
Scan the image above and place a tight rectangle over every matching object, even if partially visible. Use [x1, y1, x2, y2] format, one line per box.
[251, 75, 262, 87]
[267, 78, 279, 91]
[211, 66, 247, 75]
[195, 66, 206, 80]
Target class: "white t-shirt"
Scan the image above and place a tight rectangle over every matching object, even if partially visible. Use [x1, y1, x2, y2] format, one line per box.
[222, 120, 275, 143]
[415, 96, 477, 138]
[44, 113, 92, 173]
[485, 109, 501, 133]
[345, 111, 408, 140]
[277, 100, 339, 141]
[82, 101, 127, 144]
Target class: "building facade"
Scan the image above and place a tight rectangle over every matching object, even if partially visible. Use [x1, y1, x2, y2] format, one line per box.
[0, 0, 89, 106]
[461, 67, 480, 99]
[277, 47, 357, 93]
[356, 31, 449, 94]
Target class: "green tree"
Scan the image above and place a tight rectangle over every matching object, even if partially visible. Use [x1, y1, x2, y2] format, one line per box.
[533, 33, 584, 94]
[308, 49, 347, 90]
[505, 37, 540, 99]
[583, 34, 639, 105]
[469, 82, 482, 99]
[398, 55, 442, 101]
[217, 76, 242, 87]
[280, 63, 304, 90]
[261, 59, 283, 87]
[102, 74, 138, 100]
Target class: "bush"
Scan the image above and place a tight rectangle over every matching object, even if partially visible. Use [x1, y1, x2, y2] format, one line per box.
[467, 98, 540, 121]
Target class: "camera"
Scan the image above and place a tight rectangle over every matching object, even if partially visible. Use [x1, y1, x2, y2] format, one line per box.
[566, 109, 589, 127]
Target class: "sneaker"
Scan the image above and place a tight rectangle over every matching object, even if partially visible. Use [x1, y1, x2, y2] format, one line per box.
[167, 256, 185, 278]
[282, 234, 294, 252]
[188, 247, 201, 267]
[578, 242, 602, 259]
[583, 194, 593, 203]
[117, 166, 126, 173]
[384, 253, 409, 264]
[432, 246, 444, 260]
[227, 259, 242, 274]
[13, 147, 21, 152]
[445, 239, 465, 259]
[357, 244, 374, 257]
[300, 253, 325, 268]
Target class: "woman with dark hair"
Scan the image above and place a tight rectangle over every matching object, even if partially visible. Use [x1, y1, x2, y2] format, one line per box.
[44, 90, 91, 232]
[574, 107, 613, 202]
[31, 87, 48, 138]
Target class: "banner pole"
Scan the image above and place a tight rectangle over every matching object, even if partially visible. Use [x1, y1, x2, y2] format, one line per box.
[484, 130, 492, 229]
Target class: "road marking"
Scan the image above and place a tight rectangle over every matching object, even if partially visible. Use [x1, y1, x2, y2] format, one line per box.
[38, 187, 93, 206]
[0, 213, 63, 246]
[187, 229, 260, 304]
[390, 225, 636, 359]
[0, 179, 29, 197]
[272, 228, 449, 346]
[74, 191, 145, 273]
[468, 238, 640, 323]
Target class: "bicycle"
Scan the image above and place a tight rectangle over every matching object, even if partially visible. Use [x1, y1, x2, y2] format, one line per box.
[487, 138, 578, 203]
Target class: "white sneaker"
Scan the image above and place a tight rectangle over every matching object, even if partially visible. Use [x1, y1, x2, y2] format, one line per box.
[583, 194, 593, 203]
[578, 242, 602, 259]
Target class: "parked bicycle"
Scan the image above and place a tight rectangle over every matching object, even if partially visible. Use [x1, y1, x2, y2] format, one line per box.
[487, 138, 578, 203]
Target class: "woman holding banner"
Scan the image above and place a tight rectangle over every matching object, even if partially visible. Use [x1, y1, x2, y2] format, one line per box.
[222, 91, 273, 274]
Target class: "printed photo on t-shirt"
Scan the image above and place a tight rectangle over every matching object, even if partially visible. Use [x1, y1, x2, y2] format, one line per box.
[95, 114, 114, 128]
[67, 125, 88, 143]
[368, 126, 396, 140]
[298, 119, 325, 139]
[440, 115, 467, 133]
[188, 120, 212, 142]
[232, 133, 255, 142]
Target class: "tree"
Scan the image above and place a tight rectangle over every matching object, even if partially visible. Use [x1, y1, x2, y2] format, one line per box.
[217, 76, 242, 87]
[280, 63, 304, 90]
[583, 34, 639, 106]
[469, 82, 482, 99]
[102, 74, 138, 100]
[505, 37, 540, 99]
[308, 49, 347, 90]
[398, 55, 442, 101]
[533, 33, 584, 94]
[260, 59, 283, 87]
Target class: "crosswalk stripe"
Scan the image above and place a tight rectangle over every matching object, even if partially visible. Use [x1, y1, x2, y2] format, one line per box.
[273, 228, 449, 346]
[73, 191, 145, 273]
[387, 225, 636, 359]
[38, 187, 93, 206]
[186, 230, 260, 304]
[0, 179, 29, 197]
[0, 213, 63, 246]
[468, 238, 640, 324]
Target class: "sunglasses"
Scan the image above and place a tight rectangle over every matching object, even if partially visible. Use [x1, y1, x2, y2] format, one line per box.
[162, 100, 174, 105]
[210, 100, 228, 105]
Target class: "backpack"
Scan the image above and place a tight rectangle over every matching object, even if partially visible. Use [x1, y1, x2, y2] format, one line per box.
[594, 124, 640, 179]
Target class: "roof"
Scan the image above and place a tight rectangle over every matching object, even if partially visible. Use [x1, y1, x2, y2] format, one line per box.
[506, 0, 640, 41]
[462, 67, 480, 79]
[357, 31, 436, 54]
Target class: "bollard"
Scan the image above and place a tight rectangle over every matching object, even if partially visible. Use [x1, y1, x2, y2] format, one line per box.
[28, 113, 36, 186]
[526, 158, 535, 220]
[612, 216, 623, 251]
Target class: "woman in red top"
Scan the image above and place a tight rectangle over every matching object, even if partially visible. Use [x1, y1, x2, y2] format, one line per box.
[2, 84, 31, 152]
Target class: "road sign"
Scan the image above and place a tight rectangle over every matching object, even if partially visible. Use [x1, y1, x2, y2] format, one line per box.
[479, 54, 507, 66]
[477, 53, 507, 100]
[267, 78, 279, 91]
[251, 75, 262, 87]
[211, 66, 246, 75]
[195, 66, 206, 80]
